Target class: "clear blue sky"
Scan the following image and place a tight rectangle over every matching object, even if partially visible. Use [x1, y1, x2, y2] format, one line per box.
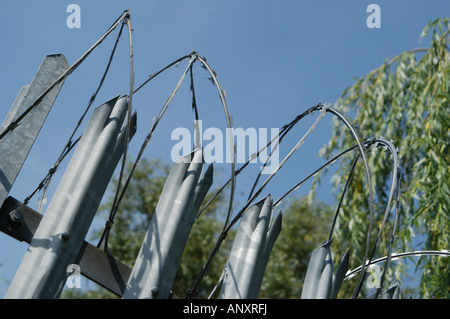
[0, 0, 448, 297]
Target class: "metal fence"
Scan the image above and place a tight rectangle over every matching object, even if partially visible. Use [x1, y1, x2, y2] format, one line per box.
[1, 11, 448, 299]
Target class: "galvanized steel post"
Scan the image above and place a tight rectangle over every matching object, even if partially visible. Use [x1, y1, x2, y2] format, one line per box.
[0, 54, 69, 208]
[378, 281, 401, 299]
[219, 195, 282, 299]
[301, 240, 349, 299]
[123, 148, 211, 299]
[5, 96, 136, 298]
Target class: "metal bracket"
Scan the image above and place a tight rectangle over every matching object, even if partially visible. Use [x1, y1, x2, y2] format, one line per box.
[0, 196, 131, 297]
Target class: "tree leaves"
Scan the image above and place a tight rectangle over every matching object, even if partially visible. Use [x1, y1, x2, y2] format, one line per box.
[317, 18, 449, 298]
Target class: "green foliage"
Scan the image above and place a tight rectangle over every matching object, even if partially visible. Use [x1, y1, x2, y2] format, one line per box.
[318, 18, 449, 298]
[62, 284, 116, 299]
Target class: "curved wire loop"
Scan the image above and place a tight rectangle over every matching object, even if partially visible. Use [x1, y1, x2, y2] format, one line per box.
[324, 137, 401, 298]
[344, 250, 450, 281]
[21, 11, 131, 209]
[273, 137, 401, 298]
[362, 138, 401, 298]
[98, 14, 135, 251]
[0, 10, 131, 142]
[6, 10, 413, 299]
[186, 103, 379, 298]
[97, 51, 237, 252]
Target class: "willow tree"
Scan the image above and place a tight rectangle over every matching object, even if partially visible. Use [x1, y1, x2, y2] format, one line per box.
[319, 18, 449, 298]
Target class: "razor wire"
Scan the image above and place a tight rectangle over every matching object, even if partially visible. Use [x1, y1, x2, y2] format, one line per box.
[13, 38, 401, 298]
[185, 106, 402, 298]
[4, 11, 439, 298]
[22, 17, 128, 210]
[359, 138, 401, 298]
[96, 53, 198, 250]
[271, 137, 400, 299]
[199, 136, 401, 299]
[98, 14, 135, 252]
[186, 103, 380, 299]
[10, 9, 138, 256]
[319, 137, 401, 298]
[344, 250, 450, 281]
[0, 10, 131, 142]
[96, 51, 237, 253]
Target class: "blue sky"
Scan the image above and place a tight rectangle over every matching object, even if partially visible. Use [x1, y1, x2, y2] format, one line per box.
[0, 0, 448, 297]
